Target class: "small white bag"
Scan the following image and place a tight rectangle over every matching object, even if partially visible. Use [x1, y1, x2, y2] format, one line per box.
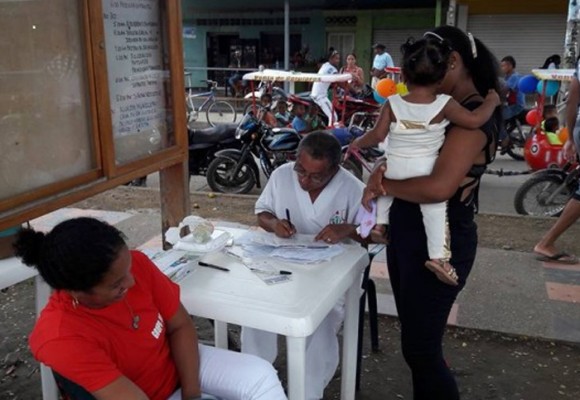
[165, 216, 231, 253]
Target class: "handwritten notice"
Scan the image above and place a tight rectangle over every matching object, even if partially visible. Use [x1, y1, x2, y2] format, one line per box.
[102, 0, 167, 138]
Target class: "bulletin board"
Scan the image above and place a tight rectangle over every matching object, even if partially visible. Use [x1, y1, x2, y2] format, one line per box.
[0, 0, 188, 231]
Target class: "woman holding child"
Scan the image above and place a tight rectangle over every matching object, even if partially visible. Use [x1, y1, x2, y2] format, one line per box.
[363, 26, 502, 399]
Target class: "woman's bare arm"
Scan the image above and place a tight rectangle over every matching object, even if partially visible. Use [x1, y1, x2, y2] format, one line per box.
[443, 91, 500, 129]
[381, 126, 487, 203]
[166, 304, 202, 399]
[93, 377, 148, 400]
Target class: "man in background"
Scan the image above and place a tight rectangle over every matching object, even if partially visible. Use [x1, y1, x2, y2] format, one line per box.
[370, 43, 394, 89]
[500, 55, 525, 151]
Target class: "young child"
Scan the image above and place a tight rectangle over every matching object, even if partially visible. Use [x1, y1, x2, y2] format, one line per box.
[543, 117, 563, 145]
[274, 101, 292, 127]
[352, 35, 500, 285]
[291, 102, 311, 134]
[257, 93, 277, 127]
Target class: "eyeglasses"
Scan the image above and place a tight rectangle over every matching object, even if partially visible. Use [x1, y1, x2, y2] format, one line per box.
[293, 162, 333, 185]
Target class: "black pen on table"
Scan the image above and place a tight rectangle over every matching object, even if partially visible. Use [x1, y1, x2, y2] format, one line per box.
[198, 261, 230, 272]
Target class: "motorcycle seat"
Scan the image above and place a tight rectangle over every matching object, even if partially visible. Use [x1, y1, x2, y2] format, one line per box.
[189, 123, 238, 147]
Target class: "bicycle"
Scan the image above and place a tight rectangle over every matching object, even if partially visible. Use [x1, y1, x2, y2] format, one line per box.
[185, 74, 237, 128]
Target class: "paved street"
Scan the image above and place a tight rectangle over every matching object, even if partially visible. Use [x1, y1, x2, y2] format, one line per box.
[145, 147, 534, 216]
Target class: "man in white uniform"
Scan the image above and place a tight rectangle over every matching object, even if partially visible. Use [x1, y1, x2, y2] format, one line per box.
[311, 51, 341, 126]
[241, 131, 365, 400]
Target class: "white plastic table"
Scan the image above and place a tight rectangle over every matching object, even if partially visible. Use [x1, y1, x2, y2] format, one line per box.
[178, 235, 369, 400]
[0, 257, 58, 400]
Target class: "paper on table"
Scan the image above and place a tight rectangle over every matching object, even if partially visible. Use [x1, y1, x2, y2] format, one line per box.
[144, 249, 200, 283]
[270, 245, 344, 263]
[242, 231, 330, 248]
[223, 248, 291, 285]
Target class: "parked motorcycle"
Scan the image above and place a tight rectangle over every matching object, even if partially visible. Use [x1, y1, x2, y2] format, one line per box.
[206, 112, 301, 194]
[502, 109, 533, 161]
[188, 123, 241, 177]
[514, 161, 579, 217]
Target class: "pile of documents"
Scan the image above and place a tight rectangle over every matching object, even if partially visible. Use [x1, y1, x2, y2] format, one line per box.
[143, 249, 198, 283]
[235, 231, 344, 264]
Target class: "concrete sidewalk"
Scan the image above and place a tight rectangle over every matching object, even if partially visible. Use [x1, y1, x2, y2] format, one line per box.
[32, 207, 580, 344]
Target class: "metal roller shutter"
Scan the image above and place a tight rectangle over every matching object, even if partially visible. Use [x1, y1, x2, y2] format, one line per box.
[468, 14, 567, 75]
[372, 28, 428, 67]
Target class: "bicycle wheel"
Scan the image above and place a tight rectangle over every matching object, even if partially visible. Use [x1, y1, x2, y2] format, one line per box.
[206, 101, 236, 127]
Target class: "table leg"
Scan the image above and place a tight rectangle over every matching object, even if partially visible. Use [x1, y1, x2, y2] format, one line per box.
[340, 280, 360, 400]
[214, 321, 228, 349]
[35, 276, 58, 400]
[286, 336, 306, 400]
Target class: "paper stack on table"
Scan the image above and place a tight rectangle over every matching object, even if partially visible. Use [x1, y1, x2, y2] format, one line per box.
[143, 249, 200, 283]
[235, 231, 344, 263]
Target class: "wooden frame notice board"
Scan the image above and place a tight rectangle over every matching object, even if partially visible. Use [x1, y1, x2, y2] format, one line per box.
[0, 0, 189, 233]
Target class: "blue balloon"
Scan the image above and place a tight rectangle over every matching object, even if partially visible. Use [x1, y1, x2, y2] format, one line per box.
[536, 80, 559, 97]
[518, 75, 539, 95]
[373, 90, 386, 104]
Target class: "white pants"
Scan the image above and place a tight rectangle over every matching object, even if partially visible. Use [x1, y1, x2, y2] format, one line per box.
[312, 95, 337, 126]
[241, 302, 345, 400]
[376, 154, 450, 260]
[168, 344, 287, 400]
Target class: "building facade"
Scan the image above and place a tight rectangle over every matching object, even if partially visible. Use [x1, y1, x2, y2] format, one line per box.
[182, 0, 569, 88]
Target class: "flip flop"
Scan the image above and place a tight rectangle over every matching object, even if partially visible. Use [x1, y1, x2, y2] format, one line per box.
[534, 251, 579, 265]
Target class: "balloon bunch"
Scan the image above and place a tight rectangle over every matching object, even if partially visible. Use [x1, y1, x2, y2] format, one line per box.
[518, 75, 559, 97]
[373, 78, 408, 104]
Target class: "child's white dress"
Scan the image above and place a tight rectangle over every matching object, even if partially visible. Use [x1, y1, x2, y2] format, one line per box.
[378, 93, 452, 260]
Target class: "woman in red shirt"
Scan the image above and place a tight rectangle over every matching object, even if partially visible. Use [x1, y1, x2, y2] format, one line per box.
[15, 217, 287, 400]
[340, 53, 365, 96]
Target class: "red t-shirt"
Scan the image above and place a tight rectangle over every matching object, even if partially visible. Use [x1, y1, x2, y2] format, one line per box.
[29, 250, 180, 400]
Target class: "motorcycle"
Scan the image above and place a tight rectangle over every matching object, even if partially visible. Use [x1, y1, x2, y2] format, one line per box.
[502, 109, 533, 161]
[514, 161, 579, 217]
[206, 112, 302, 194]
[188, 123, 241, 177]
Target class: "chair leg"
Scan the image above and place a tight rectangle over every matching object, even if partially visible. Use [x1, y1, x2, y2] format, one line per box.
[355, 290, 367, 391]
[367, 278, 380, 352]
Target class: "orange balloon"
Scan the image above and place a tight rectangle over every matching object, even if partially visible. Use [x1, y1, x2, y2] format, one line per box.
[558, 127, 569, 143]
[376, 78, 397, 99]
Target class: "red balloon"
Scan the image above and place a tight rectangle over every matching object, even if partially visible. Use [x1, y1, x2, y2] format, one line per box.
[525, 109, 540, 126]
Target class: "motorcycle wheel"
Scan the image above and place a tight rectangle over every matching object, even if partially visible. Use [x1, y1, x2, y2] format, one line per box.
[341, 158, 363, 181]
[206, 101, 237, 127]
[514, 174, 571, 217]
[504, 123, 528, 161]
[506, 145, 525, 161]
[206, 156, 256, 194]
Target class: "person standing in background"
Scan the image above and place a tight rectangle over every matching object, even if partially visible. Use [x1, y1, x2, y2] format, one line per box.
[499, 55, 525, 152]
[340, 53, 365, 96]
[311, 50, 341, 125]
[370, 43, 394, 89]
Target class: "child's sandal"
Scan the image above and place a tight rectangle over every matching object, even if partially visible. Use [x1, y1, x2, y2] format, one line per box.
[425, 260, 458, 286]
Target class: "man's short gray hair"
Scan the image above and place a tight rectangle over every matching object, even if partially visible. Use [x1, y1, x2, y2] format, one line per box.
[297, 130, 342, 169]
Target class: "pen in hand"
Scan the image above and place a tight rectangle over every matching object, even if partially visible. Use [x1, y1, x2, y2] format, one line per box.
[285, 208, 295, 236]
[198, 261, 230, 272]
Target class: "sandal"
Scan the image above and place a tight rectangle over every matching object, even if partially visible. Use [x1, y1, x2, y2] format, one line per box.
[425, 259, 459, 286]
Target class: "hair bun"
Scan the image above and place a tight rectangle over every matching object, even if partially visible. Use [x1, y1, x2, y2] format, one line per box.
[13, 228, 46, 268]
